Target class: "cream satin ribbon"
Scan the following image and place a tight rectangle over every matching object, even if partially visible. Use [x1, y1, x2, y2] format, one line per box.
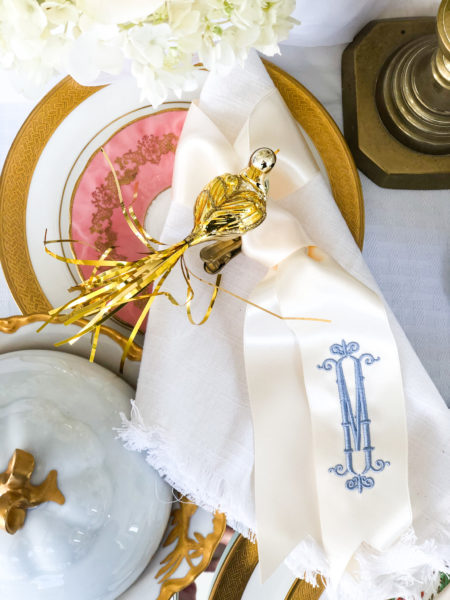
[244, 236, 412, 583]
[172, 87, 412, 585]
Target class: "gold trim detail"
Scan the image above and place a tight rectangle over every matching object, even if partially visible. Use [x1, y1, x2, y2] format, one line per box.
[0, 313, 142, 362]
[209, 535, 259, 600]
[0, 78, 104, 314]
[209, 536, 325, 600]
[156, 499, 227, 600]
[263, 59, 364, 249]
[0, 65, 363, 318]
[285, 577, 325, 600]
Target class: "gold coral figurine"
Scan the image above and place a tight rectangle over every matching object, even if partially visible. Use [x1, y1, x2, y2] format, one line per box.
[44, 148, 277, 368]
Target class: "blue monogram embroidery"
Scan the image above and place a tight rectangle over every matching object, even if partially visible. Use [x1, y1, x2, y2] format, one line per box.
[318, 340, 390, 493]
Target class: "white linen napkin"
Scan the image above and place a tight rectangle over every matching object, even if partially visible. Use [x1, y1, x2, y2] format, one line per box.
[121, 52, 450, 600]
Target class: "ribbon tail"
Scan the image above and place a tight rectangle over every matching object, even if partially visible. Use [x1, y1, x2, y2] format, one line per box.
[244, 270, 322, 582]
[243, 243, 412, 588]
[324, 539, 361, 590]
[276, 247, 412, 585]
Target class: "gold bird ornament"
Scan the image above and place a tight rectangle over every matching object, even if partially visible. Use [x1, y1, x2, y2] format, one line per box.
[43, 148, 278, 369]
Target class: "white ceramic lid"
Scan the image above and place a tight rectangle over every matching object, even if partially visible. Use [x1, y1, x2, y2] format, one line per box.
[0, 349, 171, 600]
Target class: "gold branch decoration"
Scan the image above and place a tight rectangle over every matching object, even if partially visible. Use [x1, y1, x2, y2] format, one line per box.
[0, 314, 142, 361]
[157, 499, 227, 600]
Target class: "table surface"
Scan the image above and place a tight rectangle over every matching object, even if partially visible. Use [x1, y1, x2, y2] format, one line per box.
[0, 4, 448, 408]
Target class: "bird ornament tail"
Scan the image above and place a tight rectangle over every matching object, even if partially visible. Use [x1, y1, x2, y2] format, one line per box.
[41, 148, 278, 369]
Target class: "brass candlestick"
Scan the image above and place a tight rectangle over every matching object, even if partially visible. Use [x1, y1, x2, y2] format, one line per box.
[342, 0, 450, 188]
[376, 0, 450, 154]
[0, 449, 65, 534]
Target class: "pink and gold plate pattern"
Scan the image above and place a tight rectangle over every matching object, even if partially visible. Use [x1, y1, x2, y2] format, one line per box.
[70, 109, 187, 331]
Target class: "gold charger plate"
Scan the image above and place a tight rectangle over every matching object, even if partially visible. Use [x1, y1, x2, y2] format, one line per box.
[0, 60, 364, 318]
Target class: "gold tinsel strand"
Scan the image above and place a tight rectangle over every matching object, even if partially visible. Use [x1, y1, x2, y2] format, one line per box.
[41, 148, 329, 370]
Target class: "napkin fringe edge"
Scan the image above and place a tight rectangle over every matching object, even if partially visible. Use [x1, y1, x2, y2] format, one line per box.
[287, 526, 450, 600]
[117, 401, 257, 541]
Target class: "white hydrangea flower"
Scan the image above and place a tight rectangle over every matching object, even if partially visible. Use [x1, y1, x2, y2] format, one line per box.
[67, 30, 124, 84]
[167, 2, 202, 53]
[64, 13, 123, 84]
[0, 0, 72, 92]
[123, 23, 171, 70]
[131, 63, 169, 106]
[41, 0, 80, 26]
[199, 36, 238, 75]
[255, 0, 298, 55]
[0, 0, 47, 61]
[0, 0, 297, 105]
[0, 17, 16, 69]
[75, 0, 164, 25]
[126, 24, 202, 105]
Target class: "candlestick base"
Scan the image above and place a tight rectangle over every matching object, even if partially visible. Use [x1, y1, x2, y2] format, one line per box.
[342, 17, 450, 189]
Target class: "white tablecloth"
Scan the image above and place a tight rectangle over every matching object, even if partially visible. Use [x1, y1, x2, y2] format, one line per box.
[0, 1, 448, 403]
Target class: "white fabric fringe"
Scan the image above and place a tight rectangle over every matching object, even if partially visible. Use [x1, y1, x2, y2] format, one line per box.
[119, 402, 255, 541]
